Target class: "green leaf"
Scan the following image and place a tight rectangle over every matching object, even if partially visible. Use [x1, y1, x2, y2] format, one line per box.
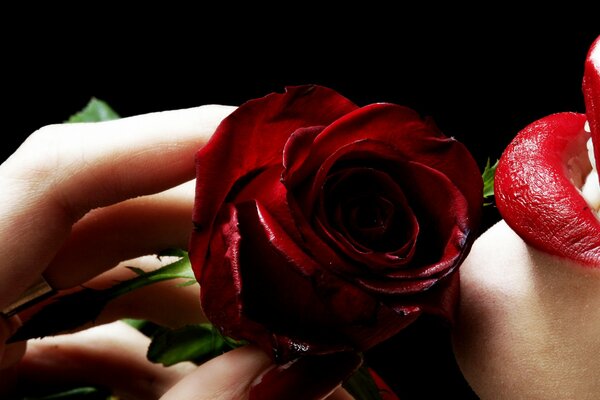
[147, 324, 231, 367]
[122, 318, 148, 330]
[343, 365, 385, 400]
[482, 158, 498, 202]
[222, 335, 247, 349]
[122, 318, 162, 338]
[10, 252, 195, 342]
[176, 279, 198, 288]
[158, 248, 188, 258]
[67, 98, 120, 123]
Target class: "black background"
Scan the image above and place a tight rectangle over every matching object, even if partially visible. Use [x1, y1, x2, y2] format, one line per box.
[3, 22, 598, 170]
[1, 15, 598, 398]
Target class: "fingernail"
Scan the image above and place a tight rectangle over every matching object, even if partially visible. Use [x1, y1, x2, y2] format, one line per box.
[249, 351, 362, 400]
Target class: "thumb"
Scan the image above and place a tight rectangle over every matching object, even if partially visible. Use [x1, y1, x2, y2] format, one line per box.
[160, 346, 362, 400]
[159, 346, 270, 400]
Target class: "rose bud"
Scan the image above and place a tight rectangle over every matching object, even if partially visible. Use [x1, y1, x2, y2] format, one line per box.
[453, 36, 600, 399]
[190, 85, 482, 362]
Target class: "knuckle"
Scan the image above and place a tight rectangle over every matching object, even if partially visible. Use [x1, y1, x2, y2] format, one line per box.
[25, 124, 65, 151]
[4, 124, 69, 185]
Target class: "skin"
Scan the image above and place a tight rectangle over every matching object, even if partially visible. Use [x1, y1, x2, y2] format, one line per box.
[453, 220, 600, 399]
[0, 106, 354, 399]
[459, 37, 600, 398]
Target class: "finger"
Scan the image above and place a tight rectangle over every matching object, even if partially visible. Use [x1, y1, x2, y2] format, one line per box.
[0, 316, 25, 368]
[327, 387, 355, 400]
[160, 348, 362, 400]
[15, 256, 205, 337]
[45, 180, 195, 289]
[16, 321, 195, 399]
[247, 352, 362, 400]
[0, 105, 235, 308]
[159, 346, 272, 400]
[0, 315, 26, 395]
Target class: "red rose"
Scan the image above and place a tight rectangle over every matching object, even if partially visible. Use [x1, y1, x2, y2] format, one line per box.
[189, 85, 482, 361]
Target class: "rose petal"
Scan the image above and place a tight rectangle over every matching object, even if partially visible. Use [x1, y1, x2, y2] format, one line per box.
[191, 85, 357, 274]
[198, 204, 274, 353]
[354, 162, 471, 295]
[286, 192, 362, 276]
[199, 203, 347, 361]
[383, 161, 470, 279]
[389, 272, 460, 323]
[341, 303, 421, 351]
[232, 200, 420, 358]
[229, 165, 303, 244]
[315, 167, 419, 269]
[236, 200, 378, 318]
[289, 139, 421, 272]
[235, 200, 381, 358]
[283, 126, 325, 171]
[306, 141, 420, 259]
[284, 103, 482, 227]
[291, 138, 470, 281]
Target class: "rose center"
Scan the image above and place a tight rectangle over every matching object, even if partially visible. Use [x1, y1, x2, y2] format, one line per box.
[345, 195, 394, 240]
[322, 167, 416, 253]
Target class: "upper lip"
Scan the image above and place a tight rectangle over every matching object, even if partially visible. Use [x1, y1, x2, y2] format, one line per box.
[494, 36, 600, 267]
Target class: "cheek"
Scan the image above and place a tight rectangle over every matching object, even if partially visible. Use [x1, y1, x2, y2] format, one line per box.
[452, 221, 600, 400]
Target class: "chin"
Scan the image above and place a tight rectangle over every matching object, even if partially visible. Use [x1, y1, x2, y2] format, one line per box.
[452, 220, 600, 399]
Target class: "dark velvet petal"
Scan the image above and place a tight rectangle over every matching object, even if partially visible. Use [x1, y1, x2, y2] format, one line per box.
[283, 103, 411, 186]
[198, 204, 275, 354]
[359, 276, 441, 295]
[236, 200, 378, 322]
[290, 139, 419, 273]
[353, 162, 470, 295]
[231, 200, 422, 358]
[229, 165, 303, 244]
[190, 85, 357, 277]
[283, 126, 325, 171]
[383, 161, 470, 278]
[289, 138, 470, 280]
[236, 200, 391, 358]
[315, 167, 419, 270]
[286, 192, 363, 276]
[341, 303, 421, 351]
[285, 103, 481, 231]
[377, 272, 460, 328]
[410, 271, 460, 323]
[199, 203, 351, 361]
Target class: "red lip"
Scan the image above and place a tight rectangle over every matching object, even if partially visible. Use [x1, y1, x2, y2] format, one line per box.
[584, 36, 600, 185]
[495, 36, 600, 266]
